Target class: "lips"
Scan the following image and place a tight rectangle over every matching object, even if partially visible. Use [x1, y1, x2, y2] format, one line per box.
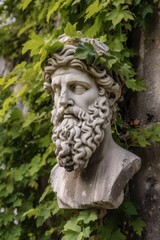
[63, 108, 74, 118]
[55, 107, 78, 123]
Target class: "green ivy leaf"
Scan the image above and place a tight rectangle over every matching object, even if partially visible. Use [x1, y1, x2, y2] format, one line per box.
[112, 0, 125, 8]
[47, 0, 63, 22]
[62, 226, 91, 240]
[23, 208, 38, 218]
[150, 124, 160, 142]
[63, 219, 81, 232]
[13, 199, 22, 208]
[39, 186, 52, 203]
[85, 0, 102, 21]
[45, 228, 56, 237]
[64, 22, 81, 37]
[2, 76, 17, 90]
[129, 128, 151, 147]
[120, 63, 133, 78]
[85, 15, 101, 37]
[106, 8, 124, 27]
[111, 229, 126, 240]
[142, 5, 153, 19]
[18, 0, 33, 10]
[125, 78, 147, 91]
[109, 38, 124, 52]
[122, 9, 135, 22]
[74, 43, 97, 65]
[137, 135, 150, 147]
[22, 112, 37, 128]
[122, 201, 138, 216]
[134, 0, 141, 5]
[0, 77, 5, 86]
[45, 40, 63, 56]
[77, 232, 85, 240]
[62, 231, 81, 240]
[76, 210, 98, 224]
[82, 226, 91, 238]
[106, 8, 134, 27]
[62, 218, 84, 240]
[22, 34, 44, 56]
[108, 58, 118, 68]
[129, 219, 146, 236]
[29, 154, 42, 176]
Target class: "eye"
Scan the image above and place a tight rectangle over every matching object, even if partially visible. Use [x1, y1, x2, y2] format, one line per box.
[54, 85, 61, 95]
[71, 84, 88, 94]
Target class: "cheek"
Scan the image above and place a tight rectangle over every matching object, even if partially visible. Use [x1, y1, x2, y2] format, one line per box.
[77, 88, 99, 110]
[85, 88, 99, 106]
[54, 94, 60, 108]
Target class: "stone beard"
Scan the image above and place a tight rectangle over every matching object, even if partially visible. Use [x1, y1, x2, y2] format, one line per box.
[51, 87, 110, 172]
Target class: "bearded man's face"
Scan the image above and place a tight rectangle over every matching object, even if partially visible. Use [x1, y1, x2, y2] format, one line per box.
[51, 67, 110, 172]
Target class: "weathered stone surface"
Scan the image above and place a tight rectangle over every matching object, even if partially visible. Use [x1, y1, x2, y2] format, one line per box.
[129, 9, 160, 240]
[130, 12, 160, 125]
[131, 144, 160, 240]
[44, 36, 141, 209]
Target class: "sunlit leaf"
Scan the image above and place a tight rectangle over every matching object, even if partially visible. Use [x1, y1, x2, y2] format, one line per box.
[64, 22, 81, 37]
[63, 219, 81, 232]
[47, 0, 63, 22]
[85, 15, 101, 37]
[76, 210, 98, 224]
[18, 0, 33, 10]
[22, 34, 44, 56]
[85, 0, 103, 21]
[125, 78, 147, 91]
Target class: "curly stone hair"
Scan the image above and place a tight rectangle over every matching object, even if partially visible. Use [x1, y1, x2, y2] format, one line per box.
[44, 44, 121, 117]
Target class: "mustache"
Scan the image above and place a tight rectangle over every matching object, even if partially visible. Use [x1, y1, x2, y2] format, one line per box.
[52, 106, 88, 124]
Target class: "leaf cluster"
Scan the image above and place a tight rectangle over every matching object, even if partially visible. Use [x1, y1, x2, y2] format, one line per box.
[60, 200, 146, 240]
[129, 123, 160, 147]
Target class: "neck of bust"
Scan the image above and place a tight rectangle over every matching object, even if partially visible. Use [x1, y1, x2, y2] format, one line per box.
[86, 124, 116, 169]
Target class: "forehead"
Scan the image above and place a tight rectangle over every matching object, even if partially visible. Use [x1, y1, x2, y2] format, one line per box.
[51, 67, 96, 85]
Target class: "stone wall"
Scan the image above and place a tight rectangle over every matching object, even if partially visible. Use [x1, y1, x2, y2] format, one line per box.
[130, 9, 160, 240]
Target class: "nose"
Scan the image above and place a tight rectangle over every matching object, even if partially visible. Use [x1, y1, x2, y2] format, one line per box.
[60, 90, 68, 107]
[59, 88, 74, 107]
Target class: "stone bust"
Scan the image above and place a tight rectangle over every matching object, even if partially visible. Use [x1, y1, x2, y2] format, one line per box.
[44, 35, 141, 209]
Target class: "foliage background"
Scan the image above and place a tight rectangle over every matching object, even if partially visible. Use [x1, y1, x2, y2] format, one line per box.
[0, 0, 159, 239]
